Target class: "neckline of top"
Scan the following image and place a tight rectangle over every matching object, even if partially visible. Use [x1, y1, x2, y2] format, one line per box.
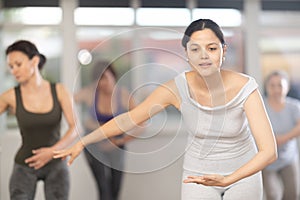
[182, 72, 252, 110]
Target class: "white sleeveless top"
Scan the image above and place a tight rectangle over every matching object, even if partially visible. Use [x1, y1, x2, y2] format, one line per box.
[175, 72, 259, 174]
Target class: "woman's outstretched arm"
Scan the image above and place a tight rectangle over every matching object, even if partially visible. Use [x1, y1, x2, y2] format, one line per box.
[53, 80, 180, 165]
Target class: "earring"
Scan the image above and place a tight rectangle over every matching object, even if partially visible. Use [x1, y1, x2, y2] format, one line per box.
[186, 58, 189, 62]
[222, 57, 226, 61]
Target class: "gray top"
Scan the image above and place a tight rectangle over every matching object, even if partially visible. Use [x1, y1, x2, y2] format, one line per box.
[175, 72, 259, 174]
[264, 96, 300, 171]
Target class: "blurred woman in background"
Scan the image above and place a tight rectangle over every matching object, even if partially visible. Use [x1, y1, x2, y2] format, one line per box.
[0, 40, 77, 200]
[74, 60, 142, 200]
[263, 70, 300, 200]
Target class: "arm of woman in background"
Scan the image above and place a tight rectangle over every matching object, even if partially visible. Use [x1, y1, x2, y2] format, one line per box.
[110, 88, 145, 147]
[53, 80, 179, 165]
[25, 84, 79, 169]
[276, 99, 300, 146]
[0, 89, 14, 114]
[74, 83, 100, 131]
[73, 83, 96, 105]
[276, 120, 300, 146]
[53, 83, 80, 148]
[0, 88, 17, 120]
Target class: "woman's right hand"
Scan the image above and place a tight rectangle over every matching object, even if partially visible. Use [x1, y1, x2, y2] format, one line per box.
[53, 141, 84, 166]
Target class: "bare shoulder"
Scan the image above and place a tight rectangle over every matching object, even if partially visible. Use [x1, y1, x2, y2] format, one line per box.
[154, 79, 179, 97]
[1, 88, 16, 102]
[54, 83, 71, 100]
[118, 86, 131, 98]
[222, 70, 256, 102]
[222, 69, 252, 88]
[74, 83, 96, 105]
[118, 86, 133, 108]
[159, 79, 181, 109]
[163, 78, 178, 90]
[137, 78, 180, 110]
[0, 88, 16, 112]
[55, 82, 65, 95]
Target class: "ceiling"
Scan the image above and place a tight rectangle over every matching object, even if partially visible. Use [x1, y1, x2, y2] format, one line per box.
[2, 0, 300, 11]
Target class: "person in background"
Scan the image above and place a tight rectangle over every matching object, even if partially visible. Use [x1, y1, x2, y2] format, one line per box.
[74, 60, 142, 200]
[54, 19, 277, 200]
[287, 82, 300, 100]
[0, 40, 78, 200]
[262, 70, 300, 200]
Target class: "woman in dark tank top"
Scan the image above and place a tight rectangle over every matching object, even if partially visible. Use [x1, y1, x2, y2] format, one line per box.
[0, 40, 77, 200]
[74, 60, 143, 200]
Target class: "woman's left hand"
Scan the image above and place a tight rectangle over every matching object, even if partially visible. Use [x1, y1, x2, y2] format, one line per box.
[183, 174, 228, 187]
[25, 147, 54, 170]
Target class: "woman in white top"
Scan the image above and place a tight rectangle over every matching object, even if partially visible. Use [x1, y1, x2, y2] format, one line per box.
[54, 19, 277, 200]
[262, 70, 300, 200]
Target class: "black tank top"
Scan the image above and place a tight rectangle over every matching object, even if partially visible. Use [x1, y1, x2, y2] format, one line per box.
[14, 83, 62, 166]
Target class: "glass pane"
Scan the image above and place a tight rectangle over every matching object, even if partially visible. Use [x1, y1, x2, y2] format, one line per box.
[77, 27, 133, 87]
[192, 8, 242, 27]
[2, 7, 62, 25]
[221, 28, 244, 72]
[136, 8, 190, 26]
[75, 7, 134, 26]
[260, 11, 300, 99]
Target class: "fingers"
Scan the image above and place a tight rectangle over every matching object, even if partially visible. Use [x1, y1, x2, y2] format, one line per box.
[68, 155, 75, 166]
[24, 156, 36, 164]
[53, 150, 74, 165]
[187, 175, 200, 179]
[28, 161, 44, 170]
[53, 150, 69, 159]
[53, 143, 84, 166]
[32, 148, 41, 154]
[25, 156, 45, 170]
[25, 153, 41, 164]
[183, 176, 204, 184]
[183, 174, 225, 187]
[183, 175, 216, 183]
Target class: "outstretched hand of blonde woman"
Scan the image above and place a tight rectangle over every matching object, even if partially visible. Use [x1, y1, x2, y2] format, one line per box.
[53, 142, 84, 166]
[183, 174, 228, 187]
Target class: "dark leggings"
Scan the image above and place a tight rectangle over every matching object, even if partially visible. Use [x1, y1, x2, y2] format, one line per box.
[9, 160, 69, 200]
[84, 149, 124, 200]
